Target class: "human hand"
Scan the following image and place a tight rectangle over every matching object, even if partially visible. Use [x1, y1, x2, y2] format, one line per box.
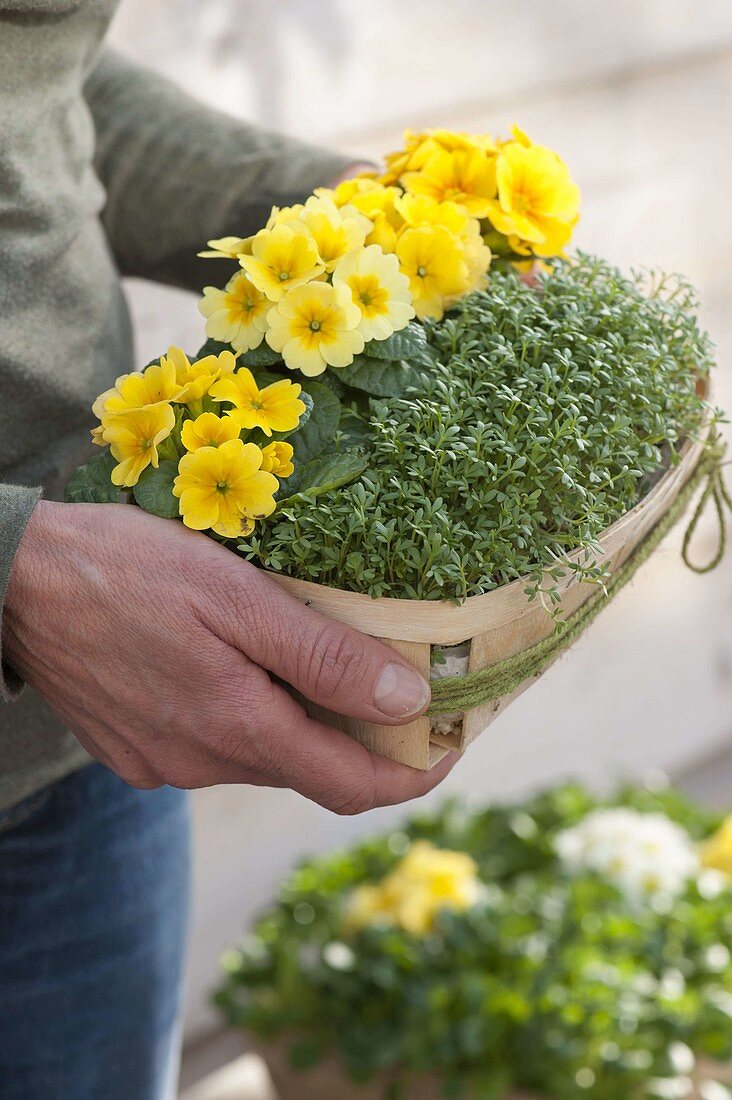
[4, 501, 456, 813]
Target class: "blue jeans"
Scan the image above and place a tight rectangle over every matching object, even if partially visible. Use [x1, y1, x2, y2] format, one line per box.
[0, 763, 191, 1100]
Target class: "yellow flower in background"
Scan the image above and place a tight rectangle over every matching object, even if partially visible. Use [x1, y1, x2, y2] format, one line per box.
[209, 368, 306, 436]
[333, 244, 414, 342]
[345, 841, 482, 936]
[486, 134, 580, 256]
[240, 223, 324, 302]
[162, 346, 237, 404]
[173, 438, 279, 538]
[396, 225, 470, 320]
[93, 358, 185, 418]
[199, 272, 270, 353]
[198, 235, 251, 260]
[402, 148, 498, 218]
[266, 282, 364, 376]
[102, 403, 176, 488]
[699, 817, 732, 875]
[260, 441, 295, 478]
[181, 412, 241, 452]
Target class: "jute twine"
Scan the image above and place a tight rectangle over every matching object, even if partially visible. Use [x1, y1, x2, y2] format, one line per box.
[427, 441, 730, 717]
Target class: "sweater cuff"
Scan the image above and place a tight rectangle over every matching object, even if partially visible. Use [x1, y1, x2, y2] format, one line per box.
[0, 484, 42, 701]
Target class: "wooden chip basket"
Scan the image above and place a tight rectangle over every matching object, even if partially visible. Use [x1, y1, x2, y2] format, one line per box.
[268, 425, 707, 771]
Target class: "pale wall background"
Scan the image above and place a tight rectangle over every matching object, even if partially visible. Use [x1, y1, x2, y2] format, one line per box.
[108, 0, 732, 1044]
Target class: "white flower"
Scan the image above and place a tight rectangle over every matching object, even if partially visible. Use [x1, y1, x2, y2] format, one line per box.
[555, 808, 699, 905]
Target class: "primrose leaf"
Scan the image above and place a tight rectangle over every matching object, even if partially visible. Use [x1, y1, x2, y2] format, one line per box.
[280, 451, 367, 500]
[133, 460, 180, 518]
[289, 383, 341, 462]
[338, 357, 422, 397]
[364, 323, 429, 362]
[64, 451, 121, 504]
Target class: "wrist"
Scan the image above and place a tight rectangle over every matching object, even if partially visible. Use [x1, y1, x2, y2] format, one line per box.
[3, 499, 63, 666]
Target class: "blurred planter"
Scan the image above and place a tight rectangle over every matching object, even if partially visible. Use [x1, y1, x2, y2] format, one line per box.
[248, 1036, 538, 1100]
[251, 1037, 732, 1100]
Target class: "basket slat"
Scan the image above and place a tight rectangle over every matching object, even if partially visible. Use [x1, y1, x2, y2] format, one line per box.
[308, 639, 434, 770]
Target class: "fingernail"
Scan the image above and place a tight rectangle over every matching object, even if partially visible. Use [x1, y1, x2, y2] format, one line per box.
[374, 662, 431, 718]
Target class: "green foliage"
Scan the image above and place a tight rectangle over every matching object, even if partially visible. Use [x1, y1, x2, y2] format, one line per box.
[364, 322, 430, 362]
[289, 383, 341, 463]
[215, 784, 731, 1100]
[271, 452, 368, 503]
[242, 256, 716, 600]
[132, 460, 179, 518]
[338, 357, 424, 397]
[64, 450, 121, 504]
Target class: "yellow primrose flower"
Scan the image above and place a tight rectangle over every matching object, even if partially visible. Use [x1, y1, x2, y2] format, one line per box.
[240, 223, 324, 302]
[486, 137, 580, 256]
[395, 192, 470, 236]
[260, 441, 295, 478]
[345, 841, 482, 936]
[198, 235, 251, 260]
[458, 218, 492, 295]
[296, 196, 370, 273]
[209, 368, 306, 437]
[396, 225, 470, 320]
[401, 148, 498, 218]
[264, 203, 305, 228]
[180, 412, 242, 452]
[320, 182, 404, 252]
[92, 358, 186, 419]
[382, 128, 497, 184]
[162, 346, 237, 404]
[333, 244, 414, 342]
[173, 438, 279, 539]
[699, 817, 732, 875]
[199, 272, 270, 354]
[102, 403, 176, 488]
[266, 282, 364, 376]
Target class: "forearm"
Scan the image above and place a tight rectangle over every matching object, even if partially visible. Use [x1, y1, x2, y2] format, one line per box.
[0, 484, 42, 701]
[85, 51, 356, 291]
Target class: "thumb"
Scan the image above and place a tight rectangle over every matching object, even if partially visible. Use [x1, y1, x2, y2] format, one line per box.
[208, 560, 432, 725]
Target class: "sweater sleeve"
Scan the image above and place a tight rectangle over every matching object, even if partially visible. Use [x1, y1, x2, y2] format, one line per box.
[0, 484, 42, 702]
[84, 50, 355, 292]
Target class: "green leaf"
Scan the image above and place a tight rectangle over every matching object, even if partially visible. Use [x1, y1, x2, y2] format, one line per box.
[238, 343, 284, 368]
[195, 338, 230, 359]
[338, 356, 422, 397]
[133, 461, 180, 518]
[64, 451, 121, 504]
[364, 323, 428, 361]
[279, 451, 367, 500]
[289, 382, 341, 462]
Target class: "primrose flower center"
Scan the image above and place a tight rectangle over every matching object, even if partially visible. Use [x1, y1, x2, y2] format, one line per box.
[309, 320, 321, 332]
[278, 271, 290, 282]
[215, 480, 229, 494]
[417, 265, 428, 278]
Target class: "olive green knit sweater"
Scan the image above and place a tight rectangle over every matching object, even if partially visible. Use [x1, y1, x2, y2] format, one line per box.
[0, 0, 352, 809]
